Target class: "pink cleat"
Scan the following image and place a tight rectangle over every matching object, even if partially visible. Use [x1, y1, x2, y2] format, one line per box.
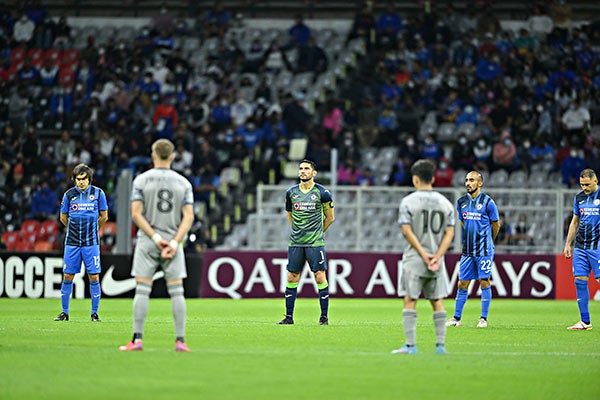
[175, 340, 190, 352]
[119, 340, 143, 351]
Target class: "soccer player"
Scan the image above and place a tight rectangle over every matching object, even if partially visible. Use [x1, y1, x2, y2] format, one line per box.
[392, 159, 455, 355]
[563, 168, 600, 330]
[278, 159, 335, 325]
[447, 170, 500, 328]
[54, 163, 108, 322]
[119, 139, 194, 352]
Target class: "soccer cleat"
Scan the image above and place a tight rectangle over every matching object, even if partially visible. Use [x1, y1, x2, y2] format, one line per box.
[435, 344, 447, 355]
[567, 321, 592, 331]
[119, 340, 143, 351]
[446, 317, 462, 327]
[175, 340, 191, 352]
[54, 312, 69, 321]
[319, 316, 329, 325]
[90, 313, 101, 322]
[477, 318, 488, 328]
[278, 316, 294, 325]
[391, 345, 418, 355]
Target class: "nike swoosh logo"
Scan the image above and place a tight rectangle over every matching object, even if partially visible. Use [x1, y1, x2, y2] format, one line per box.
[93, 294, 100, 298]
[320, 295, 329, 299]
[101, 265, 164, 296]
[462, 204, 467, 208]
[285, 294, 293, 298]
[319, 260, 324, 264]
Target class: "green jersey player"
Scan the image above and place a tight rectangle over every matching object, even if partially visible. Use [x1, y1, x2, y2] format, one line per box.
[278, 159, 335, 326]
[392, 159, 455, 355]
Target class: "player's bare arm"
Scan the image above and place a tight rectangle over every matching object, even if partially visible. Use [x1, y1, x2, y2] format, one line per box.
[323, 205, 335, 232]
[286, 211, 293, 225]
[430, 226, 455, 271]
[401, 224, 432, 264]
[563, 214, 580, 258]
[131, 200, 169, 249]
[491, 219, 500, 241]
[59, 212, 68, 227]
[98, 210, 108, 228]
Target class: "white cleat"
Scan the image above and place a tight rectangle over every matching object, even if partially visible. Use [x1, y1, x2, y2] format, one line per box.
[476, 318, 488, 328]
[567, 320, 592, 331]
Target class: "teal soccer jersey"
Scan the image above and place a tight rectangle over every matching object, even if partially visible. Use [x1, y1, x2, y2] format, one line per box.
[285, 183, 333, 247]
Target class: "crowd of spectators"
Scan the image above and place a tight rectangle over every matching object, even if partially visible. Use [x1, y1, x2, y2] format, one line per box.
[0, 0, 599, 251]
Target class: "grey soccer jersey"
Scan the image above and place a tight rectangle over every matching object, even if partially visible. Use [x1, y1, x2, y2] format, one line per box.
[398, 190, 455, 276]
[131, 167, 194, 238]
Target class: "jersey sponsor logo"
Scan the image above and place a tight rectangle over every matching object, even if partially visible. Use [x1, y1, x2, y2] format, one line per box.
[462, 211, 482, 220]
[101, 265, 164, 296]
[293, 202, 317, 211]
[580, 207, 600, 216]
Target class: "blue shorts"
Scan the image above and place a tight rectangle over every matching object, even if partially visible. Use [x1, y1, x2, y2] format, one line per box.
[572, 248, 600, 279]
[458, 254, 494, 281]
[287, 246, 327, 273]
[63, 245, 101, 275]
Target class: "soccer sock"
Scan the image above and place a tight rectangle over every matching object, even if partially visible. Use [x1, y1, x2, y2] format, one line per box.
[60, 279, 73, 314]
[90, 280, 101, 314]
[167, 282, 187, 339]
[453, 288, 468, 320]
[133, 282, 152, 337]
[285, 282, 298, 318]
[481, 286, 492, 319]
[402, 309, 417, 346]
[318, 283, 329, 317]
[575, 279, 590, 323]
[433, 311, 447, 346]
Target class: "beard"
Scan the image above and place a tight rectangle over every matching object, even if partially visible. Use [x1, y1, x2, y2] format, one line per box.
[300, 177, 311, 182]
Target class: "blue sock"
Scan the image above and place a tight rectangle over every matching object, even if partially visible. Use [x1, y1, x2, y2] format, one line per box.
[575, 279, 590, 323]
[60, 280, 73, 314]
[285, 286, 298, 318]
[318, 285, 329, 318]
[481, 286, 492, 319]
[454, 288, 468, 320]
[90, 280, 101, 314]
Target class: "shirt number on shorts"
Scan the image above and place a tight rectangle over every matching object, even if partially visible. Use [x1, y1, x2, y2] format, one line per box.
[479, 259, 492, 274]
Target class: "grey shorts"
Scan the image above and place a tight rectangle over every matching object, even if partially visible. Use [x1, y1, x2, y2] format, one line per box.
[399, 262, 448, 300]
[131, 236, 187, 281]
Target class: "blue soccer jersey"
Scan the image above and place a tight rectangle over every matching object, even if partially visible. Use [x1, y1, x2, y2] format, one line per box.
[456, 192, 499, 257]
[573, 188, 600, 250]
[60, 185, 108, 246]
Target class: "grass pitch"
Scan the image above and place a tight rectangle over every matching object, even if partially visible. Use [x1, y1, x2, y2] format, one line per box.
[0, 297, 598, 400]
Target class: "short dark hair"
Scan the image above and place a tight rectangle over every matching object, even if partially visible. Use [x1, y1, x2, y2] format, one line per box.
[580, 168, 597, 180]
[298, 159, 317, 170]
[410, 159, 435, 183]
[72, 163, 94, 181]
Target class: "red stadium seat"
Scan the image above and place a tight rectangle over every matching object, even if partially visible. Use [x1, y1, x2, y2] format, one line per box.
[58, 69, 75, 87]
[28, 48, 45, 67]
[45, 49, 62, 64]
[40, 220, 60, 240]
[20, 219, 41, 237]
[99, 222, 117, 238]
[15, 239, 35, 252]
[34, 240, 54, 252]
[10, 48, 26, 63]
[2, 231, 21, 251]
[62, 49, 80, 65]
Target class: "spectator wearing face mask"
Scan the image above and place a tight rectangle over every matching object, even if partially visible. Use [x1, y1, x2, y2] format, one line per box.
[561, 147, 586, 188]
[492, 130, 518, 172]
[509, 214, 535, 246]
[434, 158, 454, 187]
[451, 134, 476, 170]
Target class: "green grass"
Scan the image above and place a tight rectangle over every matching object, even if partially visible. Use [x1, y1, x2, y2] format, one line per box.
[0, 298, 598, 400]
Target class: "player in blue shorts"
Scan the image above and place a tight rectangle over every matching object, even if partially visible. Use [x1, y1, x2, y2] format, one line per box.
[563, 168, 600, 330]
[54, 164, 108, 322]
[447, 170, 499, 328]
[278, 159, 335, 325]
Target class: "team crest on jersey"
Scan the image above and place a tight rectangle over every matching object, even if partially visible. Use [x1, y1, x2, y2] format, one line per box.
[71, 203, 79, 211]
[476, 204, 483, 210]
[595, 199, 600, 206]
[89, 194, 95, 200]
[310, 194, 317, 200]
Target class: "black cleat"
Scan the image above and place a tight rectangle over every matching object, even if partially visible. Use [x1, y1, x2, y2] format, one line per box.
[278, 316, 294, 325]
[90, 313, 101, 322]
[319, 316, 329, 325]
[54, 312, 69, 321]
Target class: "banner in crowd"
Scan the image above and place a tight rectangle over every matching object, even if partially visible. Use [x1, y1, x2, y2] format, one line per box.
[200, 250, 600, 300]
[0, 253, 203, 299]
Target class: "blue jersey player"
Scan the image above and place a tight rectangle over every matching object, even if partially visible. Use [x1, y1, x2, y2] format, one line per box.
[563, 168, 600, 330]
[54, 163, 108, 322]
[278, 159, 335, 326]
[447, 171, 499, 328]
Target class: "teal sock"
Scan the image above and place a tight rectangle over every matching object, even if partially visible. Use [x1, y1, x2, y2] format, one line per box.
[575, 279, 590, 323]
[90, 281, 101, 314]
[60, 280, 73, 314]
[453, 288, 468, 320]
[481, 286, 491, 319]
[285, 285, 297, 318]
[318, 285, 329, 317]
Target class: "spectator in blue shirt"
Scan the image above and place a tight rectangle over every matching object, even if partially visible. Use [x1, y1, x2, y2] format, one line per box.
[561, 148, 586, 188]
[286, 14, 312, 49]
[31, 180, 58, 221]
[376, 2, 403, 44]
[475, 52, 503, 82]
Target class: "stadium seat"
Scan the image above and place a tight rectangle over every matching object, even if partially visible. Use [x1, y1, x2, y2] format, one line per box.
[28, 48, 45, 67]
[2, 231, 21, 251]
[58, 69, 75, 87]
[62, 49, 80, 65]
[10, 48, 26, 64]
[20, 219, 41, 237]
[45, 49, 62, 64]
[99, 222, 117, 238]
[34, 240, 54, 252]
[40, 220, 60, 240]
